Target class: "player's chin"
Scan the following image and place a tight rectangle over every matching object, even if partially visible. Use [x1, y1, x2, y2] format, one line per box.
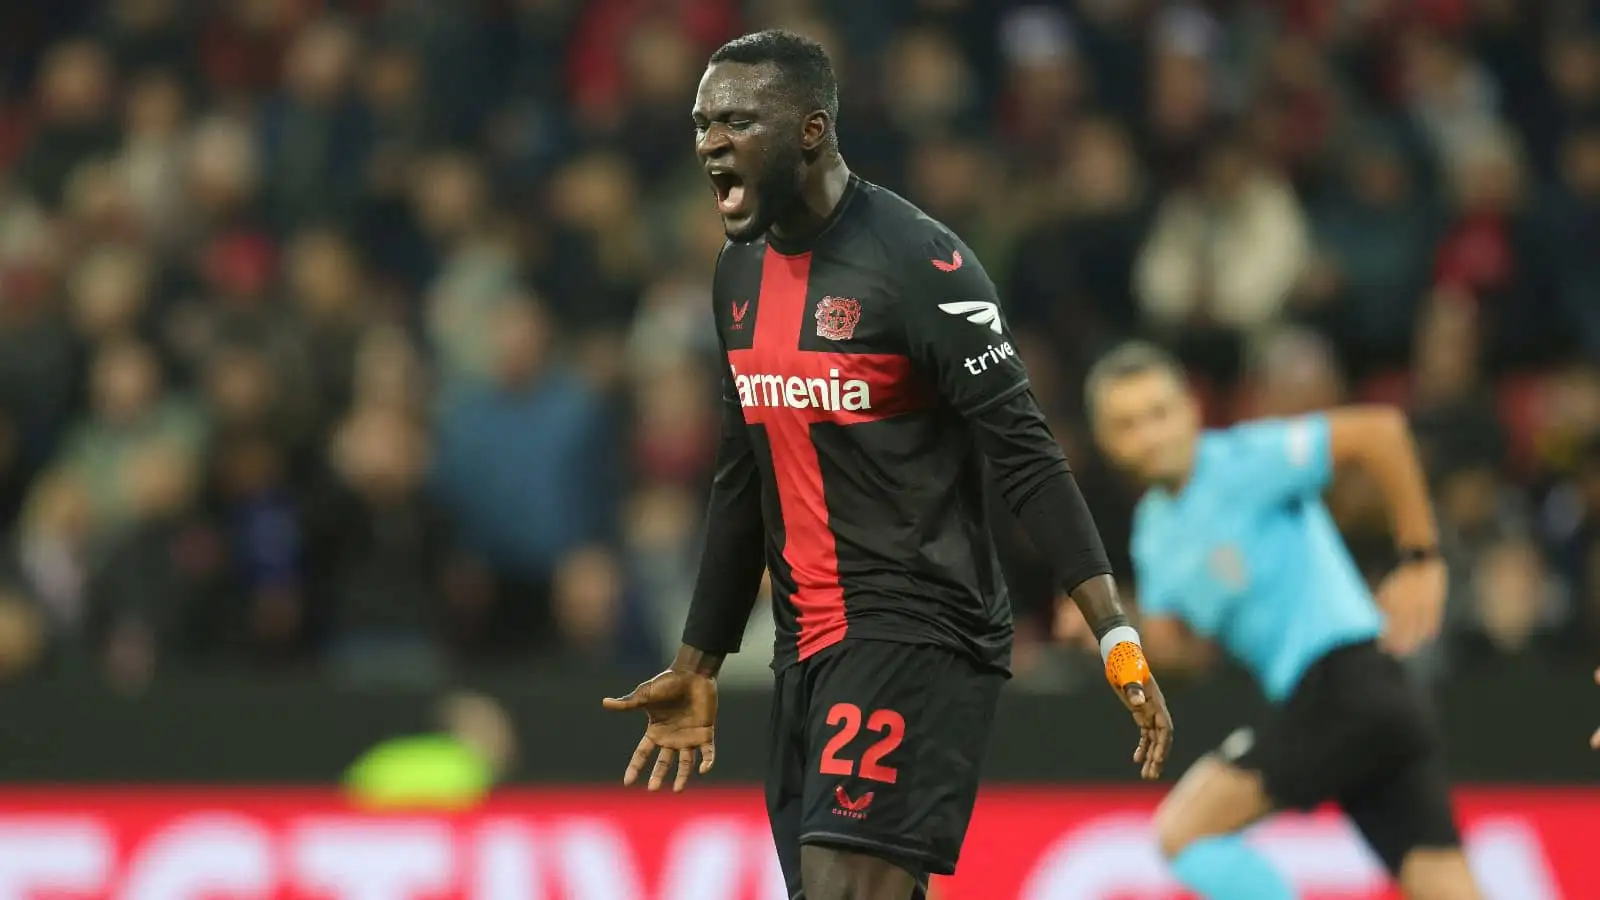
[720, 203, 766, 243]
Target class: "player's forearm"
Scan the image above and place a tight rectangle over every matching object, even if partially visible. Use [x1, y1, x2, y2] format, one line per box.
[679, 486, 766, 658]
[1331, 406, 1438, 550]
[1065, 574, 1133, 639]
[968, 391, 1118, 614]
[679, 446, 766, 660]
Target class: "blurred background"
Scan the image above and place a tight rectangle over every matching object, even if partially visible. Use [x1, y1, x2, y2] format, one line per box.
[0, 0, 1596, 897]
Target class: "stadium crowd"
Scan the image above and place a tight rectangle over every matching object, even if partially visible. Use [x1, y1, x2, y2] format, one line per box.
[0, 0, 1595, 692]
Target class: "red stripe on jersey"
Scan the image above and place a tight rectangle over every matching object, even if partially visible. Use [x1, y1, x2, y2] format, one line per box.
[745, 249, 847, 659]
[726, 247, 936, 660]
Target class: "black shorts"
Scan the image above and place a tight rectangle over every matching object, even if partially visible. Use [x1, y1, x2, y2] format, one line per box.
[1224, 639, 1462, 874]
[766, 639, 1004, 897]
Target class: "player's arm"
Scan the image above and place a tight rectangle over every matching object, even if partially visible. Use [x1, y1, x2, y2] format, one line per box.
[897, 237, 1128, 641]
[602, 254, 763, 792]
[901, 234, 1172, 776]
[676, 358, 767, 676]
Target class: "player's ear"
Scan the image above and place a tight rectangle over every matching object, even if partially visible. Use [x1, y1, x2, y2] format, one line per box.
[800, 110, 829, 153]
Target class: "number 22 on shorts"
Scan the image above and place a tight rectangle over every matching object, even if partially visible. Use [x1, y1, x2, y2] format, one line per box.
[819, 703, 905, 784]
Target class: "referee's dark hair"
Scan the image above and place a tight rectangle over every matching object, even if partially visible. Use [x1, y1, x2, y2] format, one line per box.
[710, 30, 840, 138]
[1084, 341, 1189, 419]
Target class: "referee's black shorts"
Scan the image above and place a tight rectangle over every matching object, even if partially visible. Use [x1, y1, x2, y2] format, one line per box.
[1224, 639, 1462, 874]
[765, 639, 1004, 898]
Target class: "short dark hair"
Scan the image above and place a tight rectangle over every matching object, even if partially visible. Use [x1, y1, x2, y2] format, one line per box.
[709, 30, 840, 123]
[1084, 341, 1187, 418]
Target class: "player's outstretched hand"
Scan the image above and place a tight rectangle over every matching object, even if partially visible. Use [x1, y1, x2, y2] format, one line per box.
[1376, 556, 1447, 656]
[1119, 675, 1174, 780]
[602, 669, 718, 793]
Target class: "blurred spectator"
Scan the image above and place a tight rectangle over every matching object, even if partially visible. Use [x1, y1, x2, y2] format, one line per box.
[1408, 295, 1507, 479]
[1142, 5, 1221, 189]
[67, 243, 154, 345]
[15, 41, 119, 209]
[210, 433, 302, 663]
[1299, 132, 1437, 374]
[359, 42, 430, 185]
[258, 17, 370, 230]
[180, 113, 263, 238]
[118, 68, 190, 247]
[611, 20, 702, 182]
[307, 404, 465, 685]
[994, 6, 1085, 177]
[1239, 326, 1345, 419]
[625, 483, 699, 651]
[550, 544, 658, 674]
[1008, 118, 1150, 374]
[631, 358, 716, 490]
[0, 589, 46, 683]
[86, 440, 227, 693]
[49, 339, 205, 534]
[431, 298, 619, 655]
[283, 226, 370, 426]
[1431, 125, 1554, 366]
[1544, 438, 1600, 650]
[1135, 133, 1311, 382]
[541, 151, 650, 340]
[1450, 536, 1566, 669]
[4, 473, 95, 650]
[1400, 31, 1502, 167]
[1539, 126, 1600, 361]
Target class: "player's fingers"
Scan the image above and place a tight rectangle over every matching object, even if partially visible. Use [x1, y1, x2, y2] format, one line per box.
[622, 735, 655, 787]
[699, 740, 717, 774]
[673, 748, 695, 793]
[1156, 721, 1174, 763]
[1123, 682, 1147, 707]
[647, 747, 674, 791]
[1133, 730, 1148, 764]
[601, 690, 641, 711]
[1153, 724, 1173, 768]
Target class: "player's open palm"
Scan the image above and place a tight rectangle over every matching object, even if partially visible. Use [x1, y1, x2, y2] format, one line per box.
[1376, 558, 1446, 657]
[603, 670, 718, 792]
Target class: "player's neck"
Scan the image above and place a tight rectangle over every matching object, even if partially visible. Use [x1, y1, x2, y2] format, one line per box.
[769, 156, 852, 246]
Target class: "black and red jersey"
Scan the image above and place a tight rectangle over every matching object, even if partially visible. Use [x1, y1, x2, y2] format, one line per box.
[690, 175, 1034, 673]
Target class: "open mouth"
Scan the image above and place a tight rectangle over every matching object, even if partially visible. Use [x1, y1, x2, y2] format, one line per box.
[708, 170, 747, 216]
